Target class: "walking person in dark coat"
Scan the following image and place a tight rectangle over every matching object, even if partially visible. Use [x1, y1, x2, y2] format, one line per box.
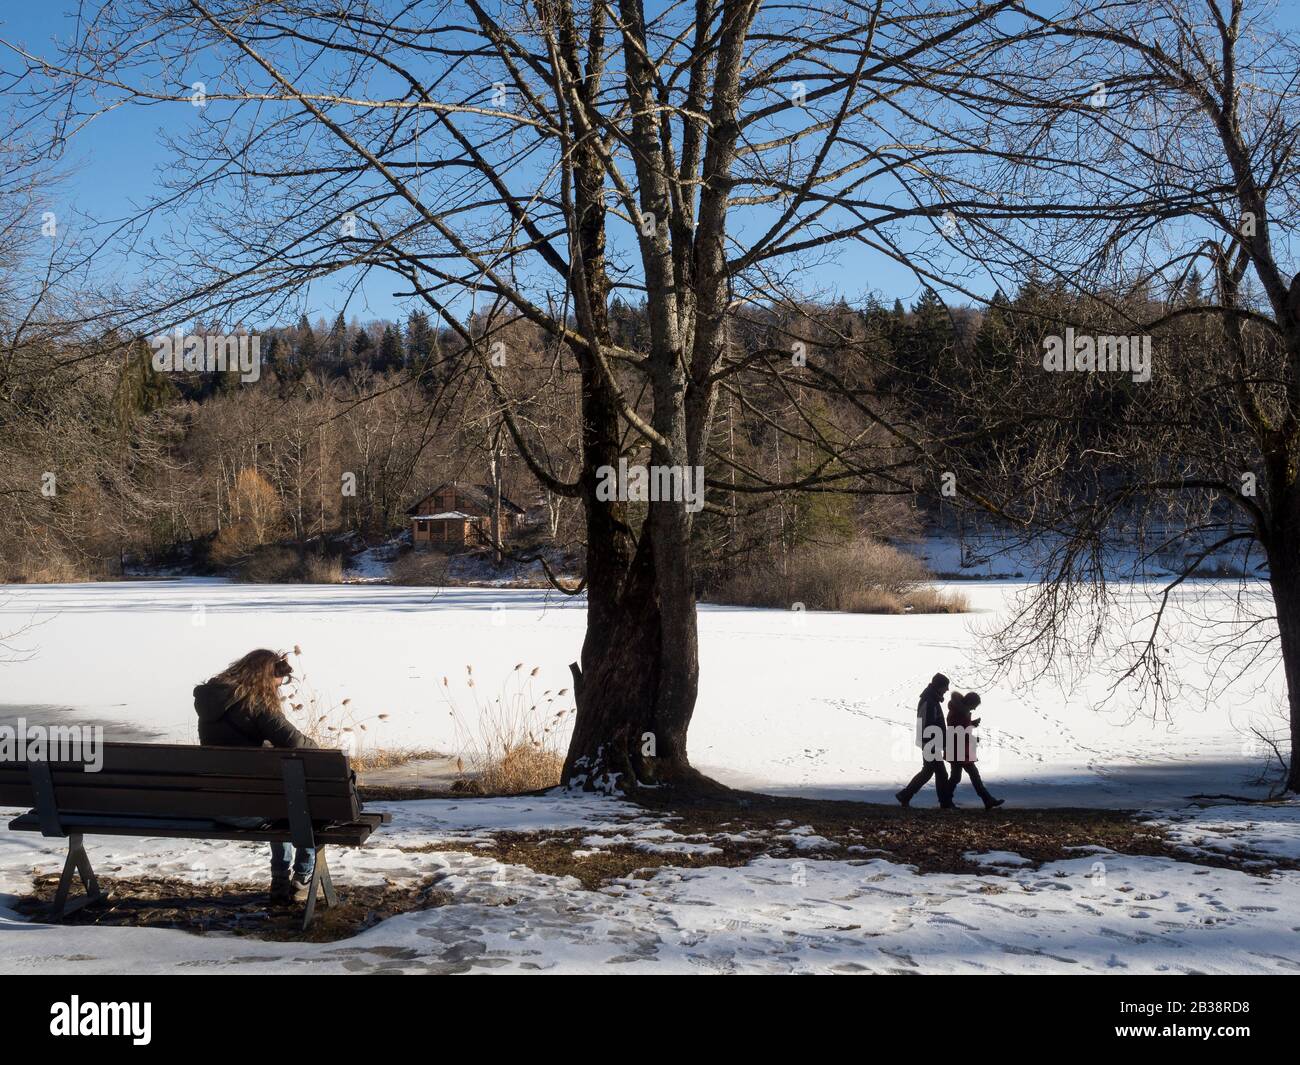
[193, 649, 318, 903]
[896, 672, 955, 808]
[945, 691, 1004, 810]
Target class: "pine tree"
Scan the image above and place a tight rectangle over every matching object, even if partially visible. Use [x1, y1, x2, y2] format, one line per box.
[405, 309, 433, 370]
[329, 311, 348, 364]
[972, 290, 1016, 370]
[114, 337, 175, 430]
[891, 290, 953, 396]
[296, 313, 319, 366]
[376, 323, 403, 372]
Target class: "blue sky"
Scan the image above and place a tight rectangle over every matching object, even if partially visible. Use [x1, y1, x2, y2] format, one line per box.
[0, 3, 958, 327]
[3, 2, 1295, 328]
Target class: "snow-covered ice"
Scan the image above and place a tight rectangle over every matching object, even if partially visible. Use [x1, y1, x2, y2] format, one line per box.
[0, 578, 1283, 807]
[0, 578, 1296, 974]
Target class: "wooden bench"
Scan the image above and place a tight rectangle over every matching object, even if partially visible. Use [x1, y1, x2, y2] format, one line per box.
[0, 742, 391, 928]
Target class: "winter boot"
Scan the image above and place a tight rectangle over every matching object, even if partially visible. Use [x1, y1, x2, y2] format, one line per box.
[271, 876, 309, 905]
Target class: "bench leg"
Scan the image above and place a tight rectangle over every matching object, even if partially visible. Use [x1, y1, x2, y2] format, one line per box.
[48, 833, 108, 920]
[318, 850, 338, 909]
[302, 848, 335, 930]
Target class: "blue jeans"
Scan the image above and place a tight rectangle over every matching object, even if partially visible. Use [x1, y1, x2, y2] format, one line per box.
[217, 817, 315, 881]
[271, 842, 316, 881]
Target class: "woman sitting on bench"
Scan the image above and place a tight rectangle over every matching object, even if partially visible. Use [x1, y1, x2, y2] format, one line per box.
[194, 649, 318, 904]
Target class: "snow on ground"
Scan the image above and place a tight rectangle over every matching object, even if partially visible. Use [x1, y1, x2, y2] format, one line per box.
[918, 530, 1261, 581]
[0, 578, 1282, 807]
[964, 850, 1035, 867]
[1152, 803, 1300, 864]
[0, 577, 1296, 973]
[375, 793, 649, 846]
[0, 794, 1296, 974]
[344, 543, 400, 582]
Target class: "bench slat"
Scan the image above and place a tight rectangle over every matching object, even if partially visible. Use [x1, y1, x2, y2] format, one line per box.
[0, 768, 355, 797]
[3, 741, 384, 928]
[0, 783, 359, 821]
[4, 742, 351, 779]
[7, 812, 379, 847]
[0, 741, 361, 823]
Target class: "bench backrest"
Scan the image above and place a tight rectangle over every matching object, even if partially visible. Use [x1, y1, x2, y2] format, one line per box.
[0, 742, 359, 823]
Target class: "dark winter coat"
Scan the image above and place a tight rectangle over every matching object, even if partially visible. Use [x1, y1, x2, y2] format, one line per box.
[915, 681, 947, 756]
[193, 681, 317, 749]
[945, 694, 978, 764]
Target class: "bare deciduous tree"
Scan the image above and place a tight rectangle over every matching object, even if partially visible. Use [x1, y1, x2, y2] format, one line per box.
[911, 0, 1300, 790]
[5, 0, 1036, 790]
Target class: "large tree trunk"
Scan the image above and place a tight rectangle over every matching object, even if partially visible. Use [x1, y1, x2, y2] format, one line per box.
[561, 529, 702, 790]
[560, 365, 706, 790]
[553, 0, 711, 793]
[1266, 518, 1300, 793]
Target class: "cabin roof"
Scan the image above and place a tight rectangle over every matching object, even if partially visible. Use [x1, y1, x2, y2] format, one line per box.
[407, 481, 525, 516]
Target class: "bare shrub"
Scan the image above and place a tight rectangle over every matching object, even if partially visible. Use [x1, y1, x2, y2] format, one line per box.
[904, 586, 970, 614]
[302, 553, 343, 584]
[711, 568, 773, 610]
[16, 551, 95, 584]
[794, 540, 929, 610]
[712, 539, 960, 613]
[209, 524, 256, 567]
[389, 549, 450, 586]
[234, 546, 342, 583]
[236, 545, 301, 582]
[442, 664, 574, 794]
[711, 540, 968, 614]
[848, 587, 907, 614]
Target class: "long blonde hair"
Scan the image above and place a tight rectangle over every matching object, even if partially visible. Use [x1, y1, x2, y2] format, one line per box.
[211, 648, 292, 712]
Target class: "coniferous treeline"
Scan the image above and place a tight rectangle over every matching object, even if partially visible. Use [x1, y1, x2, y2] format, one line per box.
[0, 275, 1218, 584]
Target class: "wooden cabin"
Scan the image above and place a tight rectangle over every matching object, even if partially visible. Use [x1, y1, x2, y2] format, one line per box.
[407, 482, 526, 548]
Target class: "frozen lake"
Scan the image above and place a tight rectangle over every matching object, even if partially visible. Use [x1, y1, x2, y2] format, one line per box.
[0, 577, 1283, 807]
[0, 578, 1296, 976]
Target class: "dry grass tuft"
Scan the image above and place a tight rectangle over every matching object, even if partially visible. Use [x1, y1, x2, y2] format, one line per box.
[477, 743, 566, 794]
[712, 539, 969, 614]
[349, 746, 445, 772]
[389, 549, 450, 586]
[280, 645, 392, 759]
[442, 664, 575, 794]
[904, 585, 970, 614]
